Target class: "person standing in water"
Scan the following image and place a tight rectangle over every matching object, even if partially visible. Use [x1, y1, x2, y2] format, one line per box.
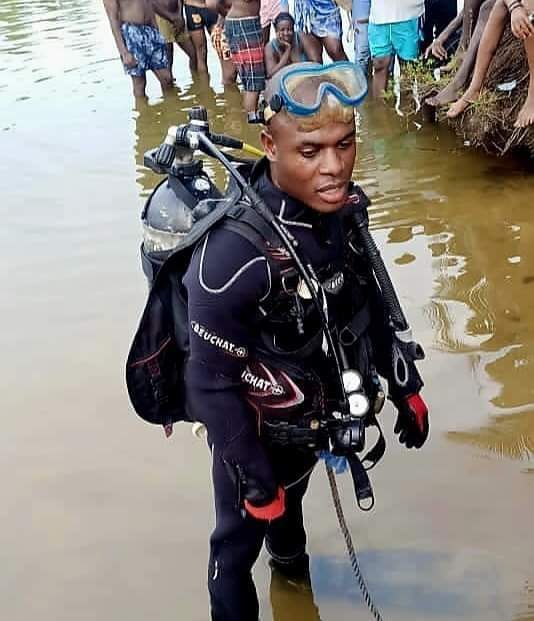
[153, 0, 197, 77]
[103, 0, 173, 97]
[206, 0, 238, 85]
[177, 62, 429, 620]
[293, 0, 348, 62]
[224, 0, 266, 117]
[368, 0, 425, 97]
[264, 13, 314, 78]
[183, 0, 219, 73]
[352, 0, 371, 74]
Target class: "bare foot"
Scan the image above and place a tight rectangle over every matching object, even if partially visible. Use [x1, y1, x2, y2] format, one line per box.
[446, 95, 476, 118]
[426, 80, 464, 107]
[514, 96, 534, 128]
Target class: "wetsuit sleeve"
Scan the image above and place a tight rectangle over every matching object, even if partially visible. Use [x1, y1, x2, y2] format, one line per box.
[182, 227, 277, 502]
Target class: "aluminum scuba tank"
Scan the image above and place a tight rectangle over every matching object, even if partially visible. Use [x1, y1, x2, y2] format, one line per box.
[140, 154, 222, 287]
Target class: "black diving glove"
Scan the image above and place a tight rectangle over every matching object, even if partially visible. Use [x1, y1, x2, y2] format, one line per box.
[393, 394, 429, 449]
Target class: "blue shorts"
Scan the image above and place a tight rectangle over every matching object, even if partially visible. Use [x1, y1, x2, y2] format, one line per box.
[295, 0, 342, 39]
[121, 23, 168, 77]
[311, 5, 342, 39]
[368, 18, 420, 61]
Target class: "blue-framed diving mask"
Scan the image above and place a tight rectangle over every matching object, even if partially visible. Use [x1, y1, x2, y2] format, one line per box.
[262, 61, 368, 123]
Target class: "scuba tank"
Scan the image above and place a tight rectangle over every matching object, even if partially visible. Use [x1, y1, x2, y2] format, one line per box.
[140, 107, 255, 286]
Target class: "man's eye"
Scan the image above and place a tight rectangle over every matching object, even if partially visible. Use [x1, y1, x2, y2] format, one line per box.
[338, 140, 354, 149]
[300, 150, 317, 158]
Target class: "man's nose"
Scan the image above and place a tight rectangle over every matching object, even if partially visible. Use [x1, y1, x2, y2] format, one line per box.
[319, 148, 344, 176]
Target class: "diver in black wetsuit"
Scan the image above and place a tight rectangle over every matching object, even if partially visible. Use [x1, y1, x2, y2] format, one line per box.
[181, 63, 429, 621]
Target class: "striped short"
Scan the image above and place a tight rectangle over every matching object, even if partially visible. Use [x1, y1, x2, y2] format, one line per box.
[224, 16, 266, 92]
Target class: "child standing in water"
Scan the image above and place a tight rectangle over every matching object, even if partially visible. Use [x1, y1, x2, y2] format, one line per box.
[153, 0, 197, 76]
[224, 0, 266, 116]
[103, 0, 173, 97]
[368, 0, 425, 97]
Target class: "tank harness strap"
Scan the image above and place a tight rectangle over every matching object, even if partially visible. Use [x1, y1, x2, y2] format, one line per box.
[221, 203, 285, 294]
[339, 303, 371, 347]
[361, 414, 386, 471]
[226, 202, 281, 245]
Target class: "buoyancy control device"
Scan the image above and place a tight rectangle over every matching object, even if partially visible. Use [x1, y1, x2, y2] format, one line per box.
[125, 106, 425, 510]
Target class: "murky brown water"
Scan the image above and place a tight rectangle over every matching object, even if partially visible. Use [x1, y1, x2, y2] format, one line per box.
[2, 1, 534, 620]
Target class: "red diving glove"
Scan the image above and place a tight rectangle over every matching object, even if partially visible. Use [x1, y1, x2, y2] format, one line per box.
[244, 486, 286, 521]
[393, 393, 429, 449]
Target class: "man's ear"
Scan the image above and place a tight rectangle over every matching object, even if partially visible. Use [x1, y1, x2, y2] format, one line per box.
[260, 129, 276, 162]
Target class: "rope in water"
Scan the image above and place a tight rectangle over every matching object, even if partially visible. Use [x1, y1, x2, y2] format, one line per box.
[325, 464, 384, 621]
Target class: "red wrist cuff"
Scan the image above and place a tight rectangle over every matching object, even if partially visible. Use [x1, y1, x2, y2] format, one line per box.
[244, 487, 286, 521]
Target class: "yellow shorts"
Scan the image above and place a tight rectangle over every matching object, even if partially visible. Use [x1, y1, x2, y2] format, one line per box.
[155, 15, 190, 44]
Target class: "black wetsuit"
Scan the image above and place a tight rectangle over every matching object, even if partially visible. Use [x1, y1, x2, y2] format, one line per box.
[182, 162, 416, 621]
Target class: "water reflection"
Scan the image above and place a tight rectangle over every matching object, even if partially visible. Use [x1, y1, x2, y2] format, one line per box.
[514, 579, 534, 621]
[310, 550, 500, 619]
[428, 177, 534, 459]
[354, 105, 534, 461]
[270, 569, 322, 621]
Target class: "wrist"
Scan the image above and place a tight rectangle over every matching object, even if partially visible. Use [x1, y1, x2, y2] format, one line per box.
[508, 0, 523, 12]
[244, 486, 285, 520]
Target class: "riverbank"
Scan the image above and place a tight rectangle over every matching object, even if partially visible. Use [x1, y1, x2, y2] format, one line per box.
[401, 25, 534, 158]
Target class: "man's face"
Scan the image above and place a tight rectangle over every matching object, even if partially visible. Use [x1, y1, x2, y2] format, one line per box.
[261, 114, 356, 213]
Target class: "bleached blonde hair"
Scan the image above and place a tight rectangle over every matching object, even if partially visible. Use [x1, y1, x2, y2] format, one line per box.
[279, 73, 355, 131]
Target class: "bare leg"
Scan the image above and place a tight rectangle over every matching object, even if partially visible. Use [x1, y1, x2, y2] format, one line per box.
[372, 55, 391, 97]
[166, 42, 174, 81]
[515, 33, 534, 127]
[190, 28, 209, 73]
[439, 0, 486, 73]
[458, 0, 487, 51]
[263, 25, 271, 46]
[153, 67, 174, 91]
[177, 35, 198, 72]
[301, 32, 323, 63]
[447, 0, 507, 118]
[243, 90, 260, 113]
[221, 57, 237, 85]
[427, 0, 497, 107]
[322, 35, 348, 61]
[131, 75, 147, 98]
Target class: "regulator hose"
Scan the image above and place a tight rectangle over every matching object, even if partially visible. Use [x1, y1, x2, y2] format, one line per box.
[352, 201, 408, 332]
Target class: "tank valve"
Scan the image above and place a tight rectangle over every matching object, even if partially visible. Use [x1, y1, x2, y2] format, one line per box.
[154, 126, 179, 167]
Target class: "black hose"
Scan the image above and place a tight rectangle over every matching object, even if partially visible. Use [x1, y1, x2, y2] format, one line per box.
[353, 208, 408, 332]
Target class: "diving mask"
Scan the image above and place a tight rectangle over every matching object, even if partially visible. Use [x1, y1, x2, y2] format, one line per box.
[263, 61, 368, 123]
